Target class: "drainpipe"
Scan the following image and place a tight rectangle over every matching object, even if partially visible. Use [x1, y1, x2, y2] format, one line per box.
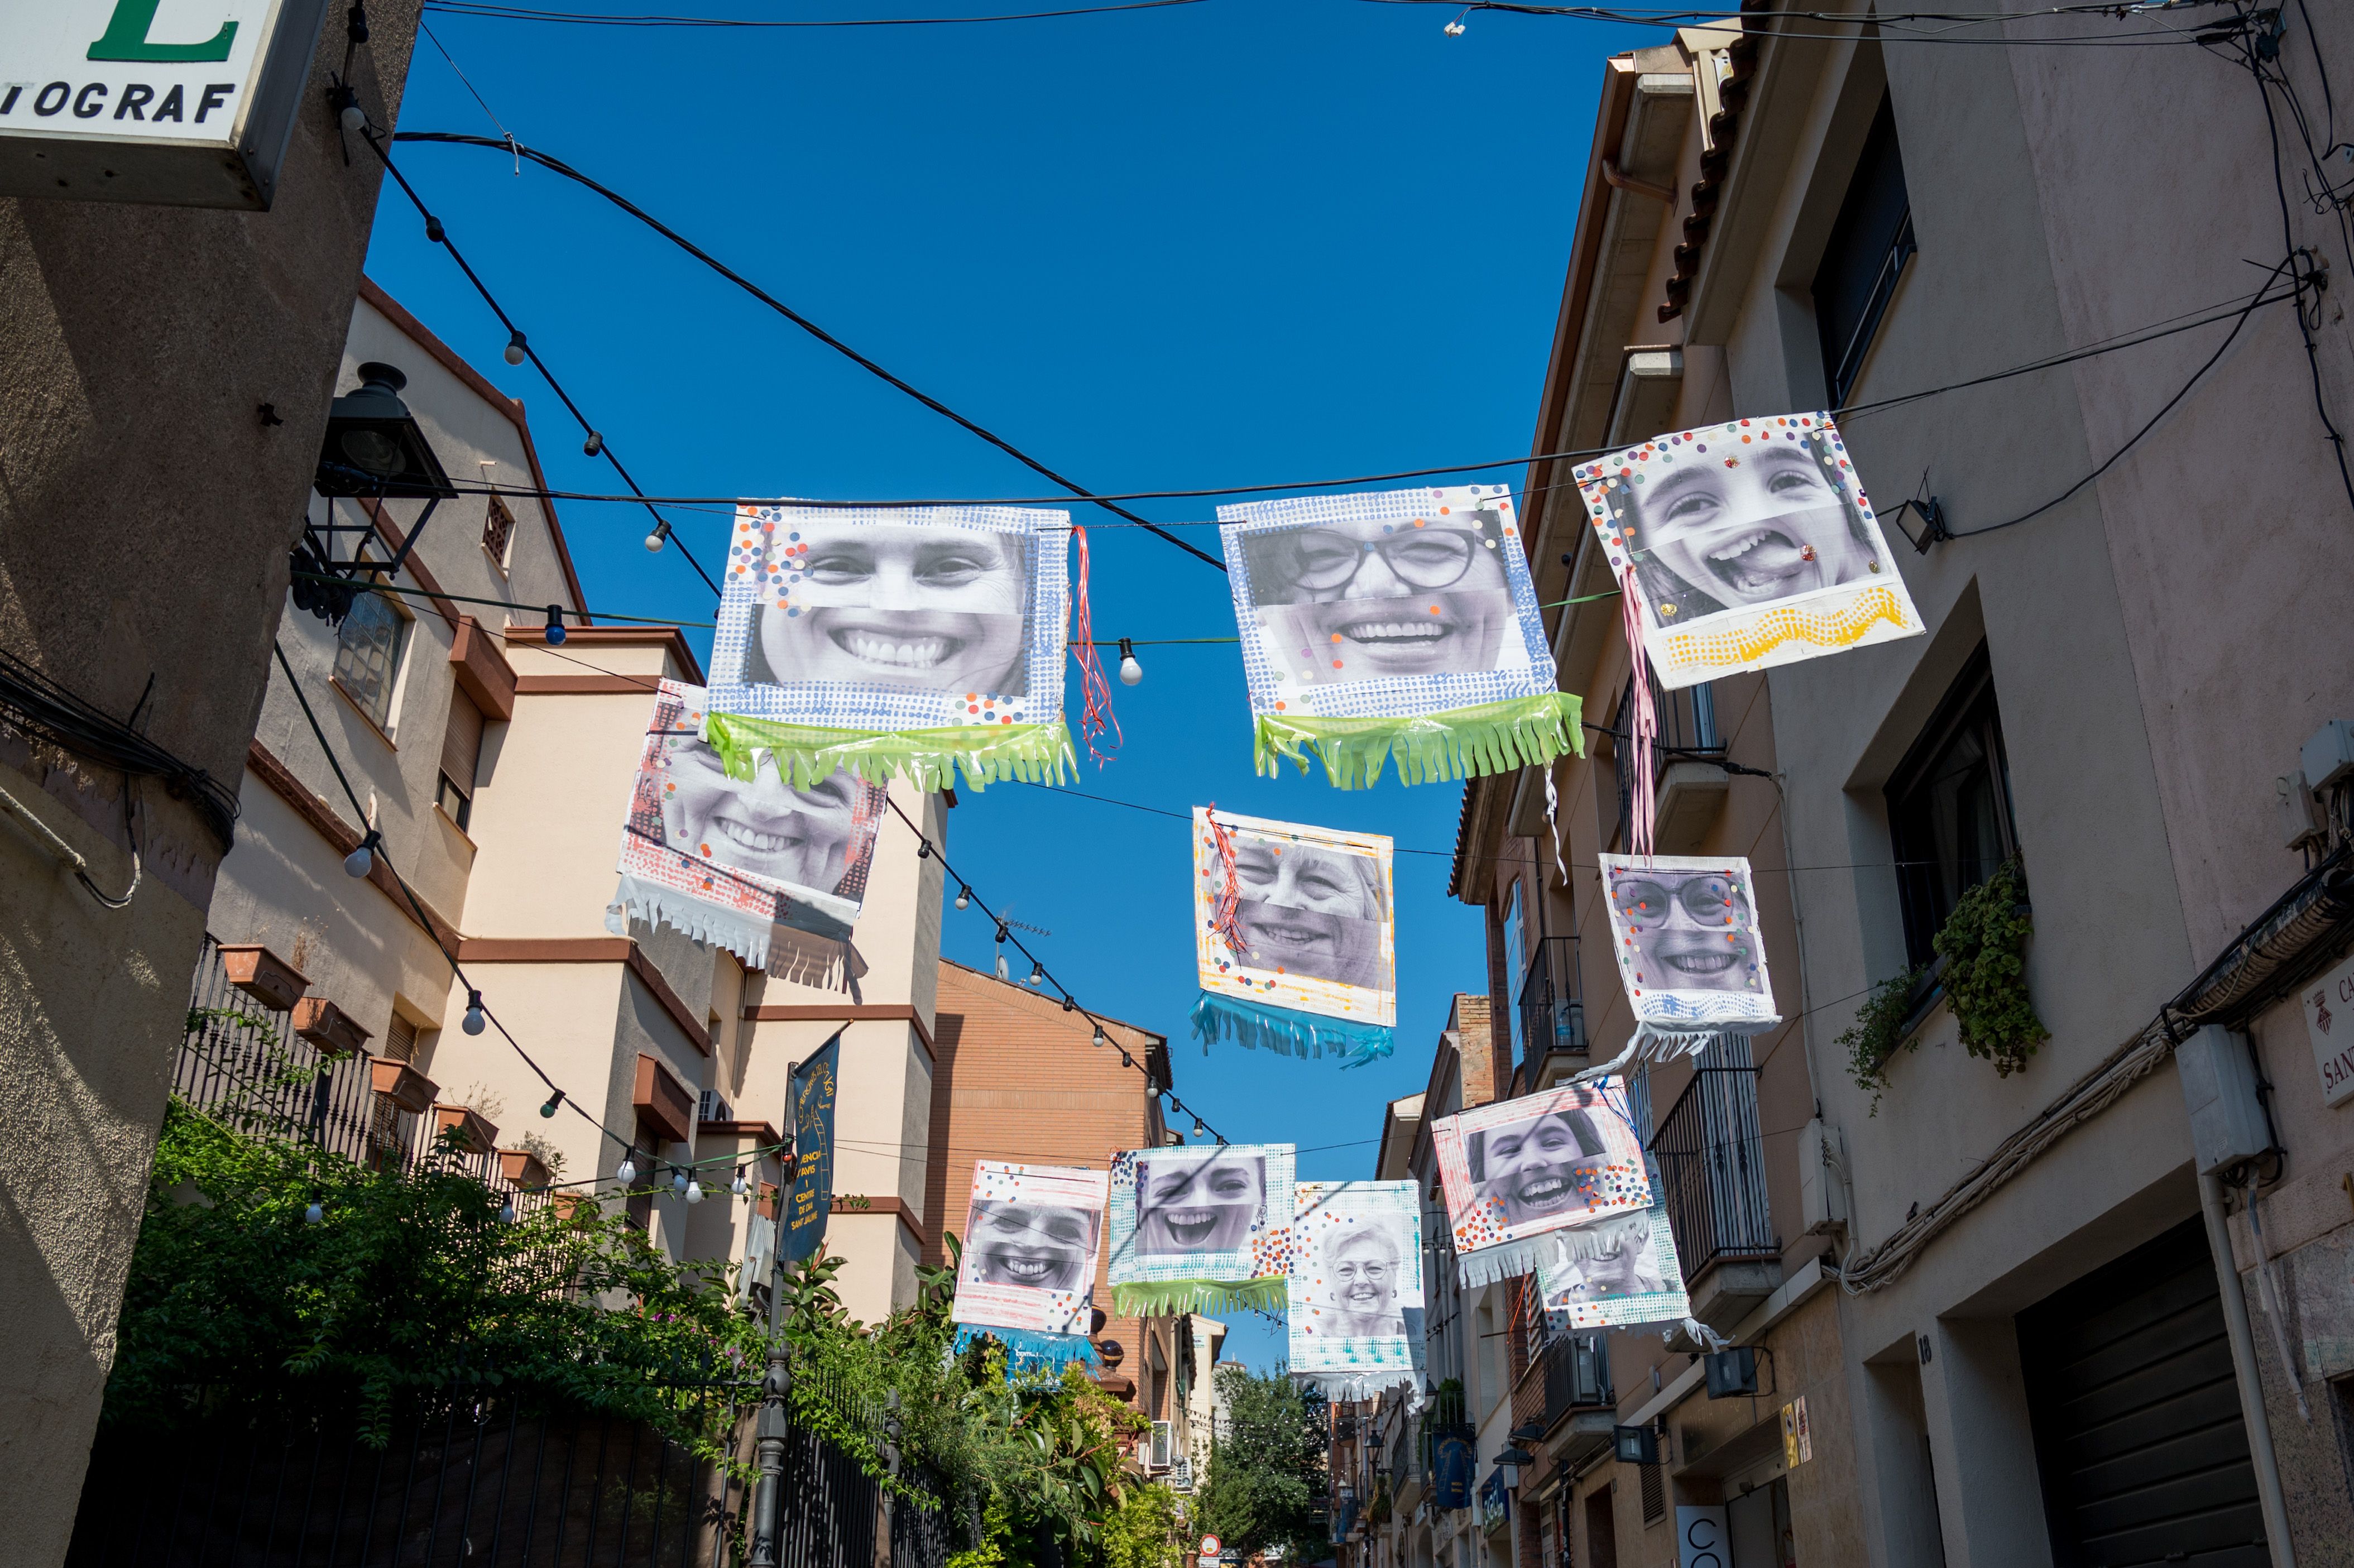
[2198, 1168, 2297, 1568]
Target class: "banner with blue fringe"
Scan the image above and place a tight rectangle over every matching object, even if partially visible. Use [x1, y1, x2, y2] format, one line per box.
[1190, 992, 1394, 1067]
[952, 1325, 1101, 1377]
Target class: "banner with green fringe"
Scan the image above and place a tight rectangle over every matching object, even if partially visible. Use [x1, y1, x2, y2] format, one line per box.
[1110, 1276, 1288, 1318]
[702, 712, 1075, 794]
[1216, 484, 1581, 789]
[1254, 691, 1585, 789]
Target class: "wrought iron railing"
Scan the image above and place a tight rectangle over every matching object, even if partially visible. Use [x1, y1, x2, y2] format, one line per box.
[1540, 1332, 1613, 1426]
[1517, 936, 1585, 1083]
[1610, 674, 1724, 850]
[1648, 1044, 1777, 1276]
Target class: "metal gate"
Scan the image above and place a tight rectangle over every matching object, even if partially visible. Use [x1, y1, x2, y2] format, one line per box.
[2016, 1215, 2267, 1567]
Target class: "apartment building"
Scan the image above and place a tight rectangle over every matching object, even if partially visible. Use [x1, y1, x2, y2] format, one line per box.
[194, 280, 948, 1325]
[920, 960, 1200, 1462]
[1437, 6, 2354, 1566]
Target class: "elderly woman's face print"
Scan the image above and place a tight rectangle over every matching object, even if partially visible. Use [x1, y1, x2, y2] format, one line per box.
[1249, 510, 1517, 683]
[1232, 839, 1385, 991]
[662, 740, 867, 894]
[1136, 1153, 1265, 1255]
[970, 1202, 1096, 1293]
[1547, 1212, 1667, 1302]
[758, 520, 1028, 695]
[1609, 868, 1759, 994]
[1470, 1109, 1608, 1229]
[1619, 442, 1872, 610]
[1322, 1225, 1407, 1335]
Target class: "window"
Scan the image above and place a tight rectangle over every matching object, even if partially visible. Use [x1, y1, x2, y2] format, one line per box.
[1813, 95, 1915, 405]
[1608, 672, 1722, 849]
[333, 589, 409, 731]
[383, 1013, 418, 1062]
[1886, 647, 2019, 968]
[436, 688, 484, 831]
[1500, 882, 1524, 1067]
[483, 493, 516, 565]
[1639, 1457, 1665, 1526]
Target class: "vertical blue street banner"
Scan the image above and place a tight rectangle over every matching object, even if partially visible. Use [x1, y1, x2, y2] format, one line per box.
[780, 1030, 843, 1269]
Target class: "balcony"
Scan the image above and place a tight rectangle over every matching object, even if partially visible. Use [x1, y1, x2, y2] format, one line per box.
[1610, 673, 1729, 853]
[1516, 935, 1586, 1087]
[1508, 1331, 1617, 1471]
[1650, 1043, 1780, 1330]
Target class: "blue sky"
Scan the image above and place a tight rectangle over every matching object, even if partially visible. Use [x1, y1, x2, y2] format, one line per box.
[365, 0, 1650, 1368]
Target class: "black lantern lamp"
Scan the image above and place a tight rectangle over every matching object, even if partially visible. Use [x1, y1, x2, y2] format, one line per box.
[315, 363, 457, 500]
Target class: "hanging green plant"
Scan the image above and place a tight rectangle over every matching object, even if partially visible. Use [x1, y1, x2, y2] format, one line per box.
[1837, 965, 1925, 1113]
[1934, 859, 2048, 1077]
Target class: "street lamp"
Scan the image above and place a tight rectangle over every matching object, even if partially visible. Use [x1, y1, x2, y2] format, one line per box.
[314, 363, 457, 500]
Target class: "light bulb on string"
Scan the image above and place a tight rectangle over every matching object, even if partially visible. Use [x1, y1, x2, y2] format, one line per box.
[462, 991, 486, 1035]
[1118, 637, 1142, 687]
[1091, 1025, 1108, 1048]
[1027, 960, 1043, 987]
[672, 1167, 690, 1197]
[955, 886, 971, 911]
[644, 520, 670, 554]
[583, 431, 604, 457]
[617, 1155, 638, 1186]
[305, 1199, 324, 1226]
[1119, 1048, 1134, 1069]
[500, 1200, 517, 1224]
[504, 329, 529, 366]
[540, 1090, 563, 1119]
[343, 829, 381, 879]
[544, 605, 567, 646]
[1192, 1116, 1206, 1139]
[685, 1178, 704, 1205]
[731, 1166, 749, 1198]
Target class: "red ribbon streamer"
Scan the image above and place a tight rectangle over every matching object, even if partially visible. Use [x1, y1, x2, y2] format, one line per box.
[1204, 803, 1249, 961]
[1620, 562, 1658, 861]
[1068, 525, 1122, 766]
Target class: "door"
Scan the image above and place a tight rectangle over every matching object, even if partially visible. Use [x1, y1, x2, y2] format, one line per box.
[2016, 1215, 2266, 1566]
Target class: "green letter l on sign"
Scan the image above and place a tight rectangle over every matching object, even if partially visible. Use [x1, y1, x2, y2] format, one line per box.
[88, 0, 238, 62]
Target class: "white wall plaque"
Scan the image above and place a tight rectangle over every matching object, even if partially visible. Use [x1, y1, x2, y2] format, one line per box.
[2302, 949, 2354, 1109]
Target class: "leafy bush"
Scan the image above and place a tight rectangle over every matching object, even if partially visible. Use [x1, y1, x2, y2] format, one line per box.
[1935, 859, 2048, 1077]
[1838, 964, 1924, 1112]
[109, 1101, 763, 1455]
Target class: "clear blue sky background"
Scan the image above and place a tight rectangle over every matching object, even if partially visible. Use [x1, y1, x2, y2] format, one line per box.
[365, 0, 1652, 1369]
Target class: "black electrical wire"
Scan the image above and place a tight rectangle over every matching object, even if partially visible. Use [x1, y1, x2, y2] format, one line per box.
[1358, 0, 2221, 45]
[0, 646, 237, 847]
[351, 126, 725, 596]
[269, 639, 636, 1161]
[883, 794, 1231, 1142]
[424, 0, 1205, 24]
[391, 131, 1228, 571]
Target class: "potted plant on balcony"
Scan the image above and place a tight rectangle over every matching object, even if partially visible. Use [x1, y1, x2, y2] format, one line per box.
[214, 944, 309, 1012]
[497, 1147, 552, 1189]
[290, 997, 373, 1058]
[368, 1058, 437, 1114]
[433, 1103, 500, 1158]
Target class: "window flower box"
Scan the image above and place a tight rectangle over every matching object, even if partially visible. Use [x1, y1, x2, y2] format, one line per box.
[290, 997, 373, 1057]
[216, 944, 309, 1012]
[497, 1148, 551, 1189]
[433, 1104, 499, 1157]
[369, 1058, 437, 1114]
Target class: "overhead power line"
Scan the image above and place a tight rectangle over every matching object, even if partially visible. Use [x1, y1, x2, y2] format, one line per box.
[392, 131, 1228, 571]
[423, 0, 1206, 25]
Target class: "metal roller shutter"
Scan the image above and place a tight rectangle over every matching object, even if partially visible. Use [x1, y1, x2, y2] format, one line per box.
[2016, 1215, 2266, 1567]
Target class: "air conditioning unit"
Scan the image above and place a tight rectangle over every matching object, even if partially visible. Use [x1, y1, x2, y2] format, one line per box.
[698, 1090, 732, 1124]
[1150, 1420, 1173, 1470]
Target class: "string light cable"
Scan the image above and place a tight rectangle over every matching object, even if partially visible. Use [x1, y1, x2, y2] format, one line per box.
[268, 639, 639, 1176]
[1363, 0, 2231, 45]
[882, 793, 1230, 1144]
[423, 0, 1207, 24]
[335, 112, 721, 594]
[390, 131, 1226, 572]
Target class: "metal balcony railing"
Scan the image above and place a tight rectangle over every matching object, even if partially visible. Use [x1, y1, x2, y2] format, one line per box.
[1517, 935, 1585, 1082]
[1610, 672, 1724, 850]
[1541, 1332, 1613, 1425]
[1648, 1041, 1777, 1276]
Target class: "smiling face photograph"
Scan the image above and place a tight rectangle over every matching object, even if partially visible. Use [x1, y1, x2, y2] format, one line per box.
[1607, 863, 1765, 995]
[1467, 1106, 1613, 1228]
[968, 1201, 1099, 1294]
[749, 516, 1032, 696]
[1541, 1210, 1669, 1303]
[1135, 1150, 1266, 1255]
[1230, 835, 1388, 990]
[658, 738, 883, 899]
[1240, 504, 1523, 685]
[1317, 1220, 1409, 1338]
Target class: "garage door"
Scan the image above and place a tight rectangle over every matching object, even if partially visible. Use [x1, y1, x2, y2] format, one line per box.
[2016, 1215, 2266, 1567]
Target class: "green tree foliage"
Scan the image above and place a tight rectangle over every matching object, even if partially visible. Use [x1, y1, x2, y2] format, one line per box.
[1196, 1365, 1329, 1562]
[1936, 859, 2048, 1077]
[109, 1102, 765, 1454]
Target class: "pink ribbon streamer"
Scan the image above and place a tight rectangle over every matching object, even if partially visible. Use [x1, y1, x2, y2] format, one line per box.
[1067, 526, 1122, 766]
[1620, 563, 1658, 861]
[1204, 803, 1250, 960]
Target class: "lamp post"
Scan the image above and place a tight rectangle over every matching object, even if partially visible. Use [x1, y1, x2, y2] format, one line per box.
[293, 362, 458, 625]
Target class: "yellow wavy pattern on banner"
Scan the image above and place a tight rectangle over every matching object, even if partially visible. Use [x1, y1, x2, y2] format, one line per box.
[1665, 586, 1909, 668]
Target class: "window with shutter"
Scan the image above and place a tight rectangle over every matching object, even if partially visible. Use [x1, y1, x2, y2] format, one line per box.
[437, 689, 484, 831]
[384, 1013, 418, 1062]
[483, 495, 516, 565]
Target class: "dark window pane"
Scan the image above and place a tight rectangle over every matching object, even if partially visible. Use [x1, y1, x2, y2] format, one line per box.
[1887, 648, 2019, 966]
[1813, 97, 1915, 404]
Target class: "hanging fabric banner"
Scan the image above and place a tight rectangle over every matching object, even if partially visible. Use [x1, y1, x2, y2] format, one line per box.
[1431, 1082, 1651, 1287]
[950, 1160, 1109, 1375]
[1108, 1142, 1296, 1316]
[1571, 414, 1924, 691]
[1287, 1180, 1425, 1405]
[606, 680, 888, 972]
[779, 1031, 843, 1270]
[1598, 852, 1780, 1059]
[1190, 807, 1396, 1064]
[1530, 1197, 1689, 1330]
[1216, 485, 1582, 788]
[702, 504, 1077, 792]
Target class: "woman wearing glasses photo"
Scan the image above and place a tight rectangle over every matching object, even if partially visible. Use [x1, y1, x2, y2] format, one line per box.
[1241, 500, 1526, 685]
[1608, 866, 1765, 995]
